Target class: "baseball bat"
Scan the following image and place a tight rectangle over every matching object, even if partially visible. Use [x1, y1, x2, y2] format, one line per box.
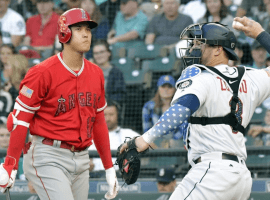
[5, 188, 11, 200]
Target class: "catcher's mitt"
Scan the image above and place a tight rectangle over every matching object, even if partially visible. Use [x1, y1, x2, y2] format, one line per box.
[115, 137, 149, 185]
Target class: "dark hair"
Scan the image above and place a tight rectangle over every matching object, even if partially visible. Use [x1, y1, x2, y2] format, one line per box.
[93, 39, 111, 52]
[92, 39, 112, 61]
[266, 56, 270, 62]
[82, 0, 103, 23]
[0, 43, 16, 54]
[204, 0, 228, 22]
[106, 98, 121, 114]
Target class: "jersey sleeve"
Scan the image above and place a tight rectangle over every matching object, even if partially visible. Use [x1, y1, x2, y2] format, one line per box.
[250, 67, 270, 105]
[16, 67, 47, 111]
[25, 18, 32, 37]
[171, 75, 210, 108]
[10, 13, 26, 35]
[96, 68, 106, 112]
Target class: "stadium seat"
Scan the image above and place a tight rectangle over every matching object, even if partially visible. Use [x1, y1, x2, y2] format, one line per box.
[246, 154, 270, 165]
[250, 105, 267, 124]
[127, 44, 166, 60]
[111, 57, 152, 88]
[141, 48, 182, 75]
[245, 135, 256, 146]
[28, 58, 44, 67]
[124, 68, 152, 88]
[111, 47, 126, 59]
[111, 57, 136, 73]
[16, 45, 41, 59]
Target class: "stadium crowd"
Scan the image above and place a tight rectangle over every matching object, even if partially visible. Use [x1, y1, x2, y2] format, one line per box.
[0, 0, 269, 183]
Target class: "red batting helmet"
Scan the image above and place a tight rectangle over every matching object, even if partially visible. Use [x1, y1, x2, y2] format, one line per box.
[57, 8, 98, 43]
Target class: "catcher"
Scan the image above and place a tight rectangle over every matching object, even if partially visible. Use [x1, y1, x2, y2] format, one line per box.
[116, 20, 270, 200]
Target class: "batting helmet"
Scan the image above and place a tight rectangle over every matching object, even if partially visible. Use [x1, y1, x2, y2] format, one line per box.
[179, 22, 238, 67]
[58, 8, 98, 44]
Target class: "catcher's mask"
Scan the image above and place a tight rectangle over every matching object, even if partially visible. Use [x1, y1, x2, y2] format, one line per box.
[179, 22, 238, 68]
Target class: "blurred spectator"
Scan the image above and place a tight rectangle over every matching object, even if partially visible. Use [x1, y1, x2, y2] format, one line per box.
[223, 0, 238, 17]
[142, 75, 182, 148]
[4, 54, 29, 105]
[92, 40, 126, 104]
[9, 0, 38, 21]
[236, 0, 264, 18]
[0, 44, 16, 86]
[143, 75, 176, 132]
[145, 0, 193, 48]
[0, 87, 13, 124]
[266, 56, 270, 67]
[0, 124, 10, 149]
[198, 0, 238, 37]
[0, 31, 2, 46]
[258, 0, 270, 34]
[107, 0, 148, 48]
[99, 0, 121, 27]
[55, 0, 82, 15]
[140, 0, 163, 21]
[249, 41, 267, 69]
[81, 0, 110, 59]
[23, 0, 59, 60]
[248, 109, 270, 146]
[156, 166, 177, 193]
[178, 0, 206, 23]
[0, 0, 26, 47]
[88, 99, 140, 176]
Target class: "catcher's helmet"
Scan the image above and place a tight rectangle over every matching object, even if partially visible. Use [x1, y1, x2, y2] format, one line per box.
[179, 22, 238, 67]
[58, 8, 98, 43]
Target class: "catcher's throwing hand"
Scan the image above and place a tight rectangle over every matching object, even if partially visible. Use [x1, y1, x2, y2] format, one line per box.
[233, 17, 265, 39]
[119, 136, 150, 154]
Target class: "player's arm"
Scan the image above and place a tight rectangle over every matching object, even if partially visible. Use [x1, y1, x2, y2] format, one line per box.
[122, 94, 200, 153]
[0, 67, 45, 191]
[232, 17, 270, 54]
[92, 110, 119, 199]
[92, 110, 113, 170]
[0, 102, 35, 190]
[145, 33, 156, 44]
[11, 35, 24, 47]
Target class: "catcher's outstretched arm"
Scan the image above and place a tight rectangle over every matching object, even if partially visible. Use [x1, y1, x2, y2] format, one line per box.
[142, 94, 200, 144]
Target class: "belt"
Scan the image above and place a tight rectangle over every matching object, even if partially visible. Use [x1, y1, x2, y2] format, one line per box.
[42, 138, 86, 152]
[194, 153, 239, 165]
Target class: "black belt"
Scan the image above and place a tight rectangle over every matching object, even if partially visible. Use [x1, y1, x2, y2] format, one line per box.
[194, 153, 239, 164]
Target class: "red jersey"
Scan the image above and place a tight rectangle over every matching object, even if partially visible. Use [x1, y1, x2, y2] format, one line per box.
[16, 53, 106, 149]
[26, 12, 59, 47]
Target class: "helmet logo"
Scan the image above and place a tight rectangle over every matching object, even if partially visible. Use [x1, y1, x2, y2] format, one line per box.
[231, 43, 235, 48]
[81, 9, 87, 19]
[59, 16, 67, 32]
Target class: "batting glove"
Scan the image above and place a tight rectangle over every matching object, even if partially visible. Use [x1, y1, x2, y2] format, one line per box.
[105, 167, 119, 200]
[0, 164, 17, 193]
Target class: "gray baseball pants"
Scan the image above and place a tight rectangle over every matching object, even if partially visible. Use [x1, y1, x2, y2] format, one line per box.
[23, 136, 90, 200]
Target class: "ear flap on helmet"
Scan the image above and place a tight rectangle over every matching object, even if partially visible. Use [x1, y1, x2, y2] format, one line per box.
[58, 15, 72, 44]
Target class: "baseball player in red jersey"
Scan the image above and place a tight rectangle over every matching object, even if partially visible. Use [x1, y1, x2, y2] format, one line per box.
[0, 8, 119, 200]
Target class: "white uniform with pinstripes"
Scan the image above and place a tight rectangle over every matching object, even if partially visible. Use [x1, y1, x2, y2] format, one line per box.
[169, 64, 270, 200]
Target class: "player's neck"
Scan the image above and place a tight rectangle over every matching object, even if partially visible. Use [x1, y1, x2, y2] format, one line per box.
[62, 50, 84, 71]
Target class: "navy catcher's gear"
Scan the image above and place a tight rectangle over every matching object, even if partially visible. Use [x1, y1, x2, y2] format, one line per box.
[179, 22, 238, 67]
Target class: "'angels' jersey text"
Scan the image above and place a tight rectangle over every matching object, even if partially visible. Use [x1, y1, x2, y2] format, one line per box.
[16, 53, 106, 149]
